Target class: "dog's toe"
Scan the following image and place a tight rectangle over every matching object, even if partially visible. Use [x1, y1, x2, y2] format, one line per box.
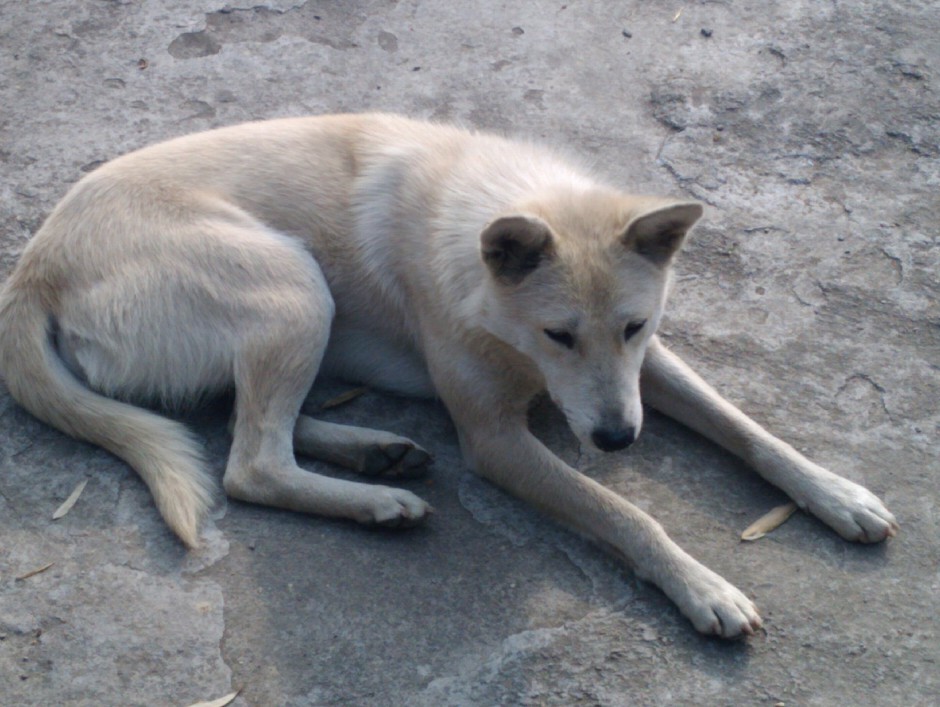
[677, 565, 762, 640]
[397, 446, 433, 476]
[854, 506, 899, 543]
[364, 487, 431, 528]
[361, 443, 404, 474]
[361, 441, 432, 478]
[699, 598, 762, 640]
[805, 477, 898, 544]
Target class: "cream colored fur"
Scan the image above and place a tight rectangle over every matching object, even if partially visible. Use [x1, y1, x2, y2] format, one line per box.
[0, 115, 897, 638]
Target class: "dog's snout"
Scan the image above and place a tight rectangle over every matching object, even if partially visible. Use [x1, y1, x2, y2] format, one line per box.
[591, 426, 636, 452]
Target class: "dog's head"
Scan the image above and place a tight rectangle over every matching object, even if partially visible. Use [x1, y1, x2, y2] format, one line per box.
[479, 192, 702, 451]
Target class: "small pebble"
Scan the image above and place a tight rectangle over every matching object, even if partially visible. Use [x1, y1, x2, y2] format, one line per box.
[701, 28, 713, 38]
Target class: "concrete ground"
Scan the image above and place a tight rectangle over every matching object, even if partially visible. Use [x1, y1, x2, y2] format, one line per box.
[1, 1, 937, 705]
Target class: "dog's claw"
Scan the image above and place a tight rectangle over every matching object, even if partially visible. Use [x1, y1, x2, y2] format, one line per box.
[673, 563, 763, 640]
[801, 473, 898, 544]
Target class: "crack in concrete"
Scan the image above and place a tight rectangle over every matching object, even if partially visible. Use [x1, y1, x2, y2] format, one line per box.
[419, 621, 569, 703]
[419, 603, 658, 705]
[791, 286, 814, 308]
[224, 2, 308, 14]
[837, 372, 893, 421]
[656, 159, 719, 207]
[0, 483, 19, 520]
[654, 131, 672, 162]
[10, 440, 37, 459]
[837, 372, 886, 396]
[791, 279, 826, 308]
[742, 225, 789, 234]
[879, 247, 904, 286]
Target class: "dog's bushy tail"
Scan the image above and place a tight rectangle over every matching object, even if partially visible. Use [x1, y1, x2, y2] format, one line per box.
[0, 283, 213, 547]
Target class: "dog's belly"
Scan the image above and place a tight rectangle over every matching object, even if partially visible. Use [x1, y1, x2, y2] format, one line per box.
[320, 326, 436, 398]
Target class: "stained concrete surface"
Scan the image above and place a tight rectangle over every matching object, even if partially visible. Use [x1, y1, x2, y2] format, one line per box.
[0, 1, 937, 705]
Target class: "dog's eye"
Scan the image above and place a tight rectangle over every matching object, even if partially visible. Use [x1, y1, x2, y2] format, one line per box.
[623, 320, 647, 342]
[544, 329, 575, 349]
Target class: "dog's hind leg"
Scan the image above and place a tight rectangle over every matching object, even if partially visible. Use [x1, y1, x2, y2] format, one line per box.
[293, 417, 432, 479]
[640, 335, 898, 542]
[219, 236, 430, 528]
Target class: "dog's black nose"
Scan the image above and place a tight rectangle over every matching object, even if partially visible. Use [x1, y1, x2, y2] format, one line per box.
[591, 426, 636, 452]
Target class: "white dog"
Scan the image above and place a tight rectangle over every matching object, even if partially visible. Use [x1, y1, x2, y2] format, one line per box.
[0, 115, 897, 638]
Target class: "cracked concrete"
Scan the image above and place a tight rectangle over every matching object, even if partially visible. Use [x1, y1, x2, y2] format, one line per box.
[1, 1, 938, 705]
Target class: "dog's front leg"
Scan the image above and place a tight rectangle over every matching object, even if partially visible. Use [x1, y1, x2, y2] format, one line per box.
[641, 335, 898, 542]
[457, 416, 762, 638]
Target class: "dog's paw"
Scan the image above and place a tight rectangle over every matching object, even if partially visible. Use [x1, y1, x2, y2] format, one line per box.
[802, 474, 898, 543]
[673, 565, 762, 639]
[360, 441, 433, 479]
[358, 487, 432, 529]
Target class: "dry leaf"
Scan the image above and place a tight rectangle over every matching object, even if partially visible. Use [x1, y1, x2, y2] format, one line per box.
[16, 562, 55, 580]
[186, 691, 239, 707]
[319, 386, 369, 410]
[741, 502, 798, 541]
[52, 479, 89, 520]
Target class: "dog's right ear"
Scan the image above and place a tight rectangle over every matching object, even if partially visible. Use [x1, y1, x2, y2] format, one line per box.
[481, 215, 555, 285]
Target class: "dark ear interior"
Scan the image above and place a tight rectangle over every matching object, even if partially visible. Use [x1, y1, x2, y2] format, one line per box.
[480, 215, 555, 284]
[623, 202, 703, 266]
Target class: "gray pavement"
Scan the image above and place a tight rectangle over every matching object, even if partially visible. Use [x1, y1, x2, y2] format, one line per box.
[1, 1, 938, 705]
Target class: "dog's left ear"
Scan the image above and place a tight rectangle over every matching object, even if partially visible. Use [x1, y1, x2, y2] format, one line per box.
[481, 215, 555, 285]
[622, 202, 703, 266]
